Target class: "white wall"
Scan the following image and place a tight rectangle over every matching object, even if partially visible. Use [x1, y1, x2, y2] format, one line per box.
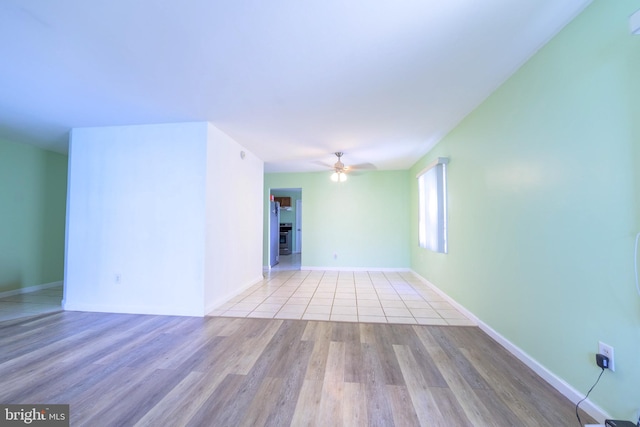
[64, 122, 263, 316]
[204, 124, 264, 312]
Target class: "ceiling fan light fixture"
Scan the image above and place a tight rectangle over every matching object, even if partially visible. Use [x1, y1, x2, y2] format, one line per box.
[331, 171, 347, 182]
[330, 152, 349, 182]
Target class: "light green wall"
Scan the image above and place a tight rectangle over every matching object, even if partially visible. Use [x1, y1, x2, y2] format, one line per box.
[0, 139, 68, 292]
[264, 171, 410, 268]
[410, 0, 640, 419]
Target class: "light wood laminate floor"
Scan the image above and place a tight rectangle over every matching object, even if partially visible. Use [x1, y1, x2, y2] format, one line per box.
[0, 311, 594, 426]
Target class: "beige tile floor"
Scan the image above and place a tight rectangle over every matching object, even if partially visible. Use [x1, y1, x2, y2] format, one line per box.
[210, 270, 475, 326]
[0, 285, 63, 322]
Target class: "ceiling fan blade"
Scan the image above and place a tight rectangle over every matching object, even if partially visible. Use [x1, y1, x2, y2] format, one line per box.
[311, 160, 334, 168]
[343, 164, 376, 176]
[348, 162, 377, 171]
[312, 153, 376, 175]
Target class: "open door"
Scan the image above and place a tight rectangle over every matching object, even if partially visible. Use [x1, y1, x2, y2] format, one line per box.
[295, 199, 302, 253]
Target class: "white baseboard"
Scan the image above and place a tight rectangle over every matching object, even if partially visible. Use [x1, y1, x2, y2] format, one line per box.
[0, 281, 63, 299]
[409, 270, 610, 424]
[63, 301, 203, 317]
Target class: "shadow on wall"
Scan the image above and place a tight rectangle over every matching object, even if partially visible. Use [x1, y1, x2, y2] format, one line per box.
[38, 152, 68, 287]
[0, 270, 23, 294]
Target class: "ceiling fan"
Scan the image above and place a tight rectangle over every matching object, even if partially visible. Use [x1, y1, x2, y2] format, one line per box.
[326, 152, 376, 182]
[331, 152, 348, 182]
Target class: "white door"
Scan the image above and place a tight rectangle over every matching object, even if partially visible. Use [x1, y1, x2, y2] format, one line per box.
[295, 199, 302, 253]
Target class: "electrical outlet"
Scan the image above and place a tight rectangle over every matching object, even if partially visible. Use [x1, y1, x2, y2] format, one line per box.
[115, 274, 121, 284]
[598, 341, 615, 372]
[333, 253, 337, 259]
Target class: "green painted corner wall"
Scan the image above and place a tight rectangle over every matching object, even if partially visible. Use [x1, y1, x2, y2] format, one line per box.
[410, 0, 640, 418]
[264, 171, 410, 269]
[0, 139, 68, 293]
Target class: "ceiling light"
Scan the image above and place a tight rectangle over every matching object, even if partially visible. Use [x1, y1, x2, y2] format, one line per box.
[331, 172, 347, 182]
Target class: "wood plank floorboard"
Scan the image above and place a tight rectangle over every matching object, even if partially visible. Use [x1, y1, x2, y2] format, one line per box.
[343, 381, 368, 426]
[0, 311, 596, 426]
[361, 342, 399, 426]
[373, 324, 408, 386]
[290, 379, 323, 426]
[387, 384, 421, 427]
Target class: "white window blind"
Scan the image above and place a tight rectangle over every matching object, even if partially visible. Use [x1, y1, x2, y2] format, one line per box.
[417, 157, 448, 253]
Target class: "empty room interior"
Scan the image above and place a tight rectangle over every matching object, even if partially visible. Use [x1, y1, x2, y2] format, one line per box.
[1, 0, 640, 425]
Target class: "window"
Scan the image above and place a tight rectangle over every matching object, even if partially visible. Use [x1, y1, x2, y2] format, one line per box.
[417, 157, 448, 253]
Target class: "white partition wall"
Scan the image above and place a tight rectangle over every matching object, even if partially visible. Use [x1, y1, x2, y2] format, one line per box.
[64, 122, 263, 316]
[204, 123, 264, 312]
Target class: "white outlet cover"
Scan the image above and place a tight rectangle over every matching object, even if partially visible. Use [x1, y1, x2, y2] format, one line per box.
[598, 341, 615, 372]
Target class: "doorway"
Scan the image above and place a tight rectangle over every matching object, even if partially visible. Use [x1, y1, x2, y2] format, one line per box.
[270, 188, 302, 270]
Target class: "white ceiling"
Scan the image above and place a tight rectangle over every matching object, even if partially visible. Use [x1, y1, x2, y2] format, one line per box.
[0, 0, 591, 173]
